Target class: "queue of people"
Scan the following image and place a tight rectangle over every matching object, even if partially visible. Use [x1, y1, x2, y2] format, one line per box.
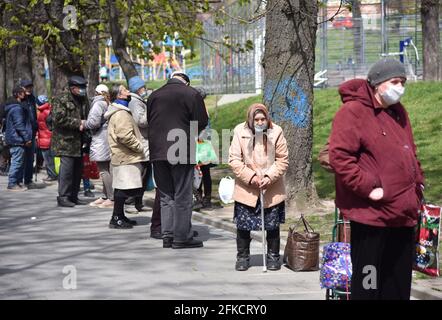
[0, 57, 425, 300]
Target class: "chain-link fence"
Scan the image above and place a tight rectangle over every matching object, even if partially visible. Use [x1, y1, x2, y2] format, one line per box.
[201, 0, 441, 93]
[200, 0, 265, 94]
[316, 0, 433, 87]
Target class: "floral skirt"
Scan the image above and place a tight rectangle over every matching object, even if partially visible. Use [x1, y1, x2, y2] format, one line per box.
[233, 199, 285, 231]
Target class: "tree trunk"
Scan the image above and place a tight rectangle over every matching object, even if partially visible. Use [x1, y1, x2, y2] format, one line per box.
[48, 57, 68, 98]
[31, 49, 48, 96]
[0, 49, 6, 102]
[37, 1, 84, 96]
[352, 0, 363, 65]
[13, 44, 33, 84]
[83, 27, 100, 98]
[421, 0, 441, 81]
[263, 0, 318, 214]
[0, 6, 6, 102]
[5, 48, 16, 96]
[108, 0, 138, 82]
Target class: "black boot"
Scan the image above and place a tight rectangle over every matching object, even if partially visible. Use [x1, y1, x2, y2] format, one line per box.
[267, 237, 281, 271]
[57, 196, 76, 207]
[235, 238, 251, 271]
[109, 215, 133, 229]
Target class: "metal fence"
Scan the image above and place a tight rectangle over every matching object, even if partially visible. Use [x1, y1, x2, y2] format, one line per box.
[316, 0, 432, 87]
[200, 0, 265, 94]
[201, 0, 441, 93]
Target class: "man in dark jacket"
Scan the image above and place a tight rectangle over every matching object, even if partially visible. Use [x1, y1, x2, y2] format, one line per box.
[147, 71, 208, 249]
[329, 58, 424, 300]
[19, 79, 40, 189]
[51, 76, 90, 207]
[4, 86, 32, 191]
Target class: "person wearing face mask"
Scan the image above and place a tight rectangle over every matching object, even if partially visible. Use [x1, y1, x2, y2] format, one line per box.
[51, 75, 90, 207]
[19, 79, 41, 190]
[229, 103, 289, 271]
[104, 84, 146, 229]
[126, 76, 152, 214]
[329, 58, 425, 300]
[85, 84, 114, 208]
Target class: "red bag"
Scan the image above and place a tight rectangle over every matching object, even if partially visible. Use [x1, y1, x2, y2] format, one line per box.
[82, 154, 100, 179]
[413, 203, 441, 277]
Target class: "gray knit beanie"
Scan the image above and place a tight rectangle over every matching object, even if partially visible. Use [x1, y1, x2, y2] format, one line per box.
[367, 58, 407, 87]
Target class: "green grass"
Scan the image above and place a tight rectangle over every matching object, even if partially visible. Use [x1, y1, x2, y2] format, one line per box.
[208, 81, 442, 204]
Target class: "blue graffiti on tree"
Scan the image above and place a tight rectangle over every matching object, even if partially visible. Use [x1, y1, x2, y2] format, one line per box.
[264, 78, 310, 128]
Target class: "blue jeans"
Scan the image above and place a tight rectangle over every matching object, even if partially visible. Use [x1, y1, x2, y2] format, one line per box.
[23, 138, 35, 185]
[41, 148, 57, 179]
[8, 146, 25, 188]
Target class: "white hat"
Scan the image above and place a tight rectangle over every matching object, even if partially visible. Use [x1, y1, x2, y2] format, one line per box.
[95, 84, 109, 94]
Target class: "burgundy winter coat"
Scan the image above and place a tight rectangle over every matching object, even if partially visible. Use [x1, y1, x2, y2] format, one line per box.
[36, 103, 52, 149]
[329, 79, 424, 228]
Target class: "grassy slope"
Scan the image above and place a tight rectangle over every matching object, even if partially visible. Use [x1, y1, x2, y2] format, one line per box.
[210, 82, 442, 204]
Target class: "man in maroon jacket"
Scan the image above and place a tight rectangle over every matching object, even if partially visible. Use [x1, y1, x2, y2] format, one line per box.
[329, 58, 424, 300]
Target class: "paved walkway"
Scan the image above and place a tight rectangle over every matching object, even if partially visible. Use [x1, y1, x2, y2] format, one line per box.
[1, 174, 441, 300]
[0, 175, 323, 300]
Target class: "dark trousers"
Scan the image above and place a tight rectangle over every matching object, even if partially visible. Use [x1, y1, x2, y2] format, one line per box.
[350, 221, 415, 300]
[197, 164, 212, 199]
[150, 188, 162, 233]
[134, 161, 150, 210]
[23, 139, 35, 184]
[153, 161, 194, 242]
[58, 156, 83, 200]
[113, 188, 143, 218]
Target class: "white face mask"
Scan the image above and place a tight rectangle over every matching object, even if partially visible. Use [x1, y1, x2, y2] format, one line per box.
[380, 84, 405, 106]
[254, 123, 267, 133]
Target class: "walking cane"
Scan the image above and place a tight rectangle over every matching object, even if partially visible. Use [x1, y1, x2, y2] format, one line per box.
[260, 188, 267, 272]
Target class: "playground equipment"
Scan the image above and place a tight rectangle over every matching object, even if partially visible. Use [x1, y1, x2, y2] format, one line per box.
[314, 70, 328, 88]
[381, 37, 420, 81]
[99, 32, 189, 82]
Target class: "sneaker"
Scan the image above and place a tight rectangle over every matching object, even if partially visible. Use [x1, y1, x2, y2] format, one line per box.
[43, 176, 58, 182]
[125, 205, 140, 214]
[125, 197, 135, 205]
[7, 185, 27, 192]
[135, 206, 152, 212]
[109, 216, 133, 229]
[83, 190, 95, 198]
[26, 182, 45, 189]
[97, 199, 114, 209]
[90, 198, 106, 207]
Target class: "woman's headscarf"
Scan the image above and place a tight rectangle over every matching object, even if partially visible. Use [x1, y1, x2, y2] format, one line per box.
[246, 103, 273, 155]
[246, 103, 273, 133]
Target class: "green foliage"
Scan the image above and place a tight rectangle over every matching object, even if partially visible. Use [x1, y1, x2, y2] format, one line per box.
[32, 35, 44, 47]
[208, 82, 442, 204]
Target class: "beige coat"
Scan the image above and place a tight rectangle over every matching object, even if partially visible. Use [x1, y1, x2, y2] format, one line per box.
[104, 103, 146, 166]
[229, 122, 289, 208]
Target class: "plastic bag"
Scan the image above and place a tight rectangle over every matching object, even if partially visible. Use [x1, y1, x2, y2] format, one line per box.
[218, 176, 235, 204]
[146, 164, 155, 191]
[54, 156, 60, 175]
[82, 153, 99, 179]
[193, 165, 202, 189]
[320, 242, 352, 291]
[196, 139, 218, 165]
[413, 203, 441, 277]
